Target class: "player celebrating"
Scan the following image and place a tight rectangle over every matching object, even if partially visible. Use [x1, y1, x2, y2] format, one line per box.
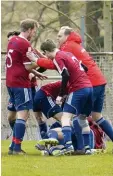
[57, 26, 113, 142]
[37, 39, 93, 155]
[5, 18, 46, 155]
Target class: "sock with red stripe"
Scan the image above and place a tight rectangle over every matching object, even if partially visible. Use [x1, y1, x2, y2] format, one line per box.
[13, 119, 26, 151]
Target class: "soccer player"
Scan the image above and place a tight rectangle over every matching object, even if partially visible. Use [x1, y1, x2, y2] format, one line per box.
[5, 18, 46, 155]
[57, 26, 113, 141]
[6, 30, 47, 141]
[38, 39, 93, 155]
[37, 116, 106, 156]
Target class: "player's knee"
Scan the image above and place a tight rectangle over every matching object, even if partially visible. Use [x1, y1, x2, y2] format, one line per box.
[78, 115, 90, 133]
[92, 112, 102, 121]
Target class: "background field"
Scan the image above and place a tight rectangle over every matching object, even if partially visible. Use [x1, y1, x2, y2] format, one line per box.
[1, 141, 113, 176]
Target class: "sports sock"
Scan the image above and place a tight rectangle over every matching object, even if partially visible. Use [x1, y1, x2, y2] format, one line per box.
[13, 119, 26, 151]
[39, 122, 47, 139]
[96, 117, 113, 141]
[47, 130, 58, 140]
[9, 126, 16, 151]
[62, 126, 72, 148]
[73, 118, 84, 150]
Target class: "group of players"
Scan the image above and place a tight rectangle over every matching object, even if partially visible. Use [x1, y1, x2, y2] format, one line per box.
[6, 18, 113, 156]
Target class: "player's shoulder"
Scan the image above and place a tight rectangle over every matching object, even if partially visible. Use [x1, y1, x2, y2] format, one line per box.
[56, 50, 66, 58]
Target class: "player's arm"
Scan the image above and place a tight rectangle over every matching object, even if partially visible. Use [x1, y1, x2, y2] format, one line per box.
[53, 58, 69, 104]
[26, 51, 56, 70]
[59, 69, 70, 96]
[24, 61, 38, 71]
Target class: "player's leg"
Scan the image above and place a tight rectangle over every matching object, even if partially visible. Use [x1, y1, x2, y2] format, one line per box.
[92, 85, 113, 141]
[78, 87, 93, 154]
[12, 87, 33, 154]
[72, 117, 84, 151]
[68, 88, 93, 154]
[60, 93, 78, 154]
[7, 97, 16, 130]
[32, 87, 48, 140]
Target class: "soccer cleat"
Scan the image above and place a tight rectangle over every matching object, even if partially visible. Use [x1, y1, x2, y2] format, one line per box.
[8, 149, 13, 155]
[36, 138, 59, 149]
[40, 149, 50, 156]
[61, 145, 74, 155]
[13, 149, 26, 155]
[35, 143, 45, 151]
[85, 149, 93, 155]
[50, 145, 74, 156]
[49, 145, 64, 156]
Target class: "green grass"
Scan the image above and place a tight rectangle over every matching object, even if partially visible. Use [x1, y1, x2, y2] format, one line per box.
[1, 141, 113, 176]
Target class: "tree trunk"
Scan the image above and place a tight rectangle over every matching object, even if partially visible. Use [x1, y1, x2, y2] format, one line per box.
[85, 1, 103, 51]
[56, 1, 71, 27]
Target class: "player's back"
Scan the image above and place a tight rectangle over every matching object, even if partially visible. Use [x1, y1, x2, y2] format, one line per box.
[41, 81, 61, 99]
[54, 51, 92, 94]
[6, 36, 31, 88]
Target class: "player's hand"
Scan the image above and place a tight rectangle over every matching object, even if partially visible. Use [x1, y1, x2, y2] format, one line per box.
[29, 73, 35, 81]
[56, 96, 62, 105]
[26, 48, 38, 62]
[35, 72, 48, 80]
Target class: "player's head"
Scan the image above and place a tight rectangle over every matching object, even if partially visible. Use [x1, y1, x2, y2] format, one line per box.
[7, 31, 20, 41]
[57, 26, 74, 47]
[40, 39, 57, 59]
[20, 18, 39, 41]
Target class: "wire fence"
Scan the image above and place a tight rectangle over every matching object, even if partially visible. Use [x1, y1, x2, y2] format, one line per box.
[1, 52, 113, 140]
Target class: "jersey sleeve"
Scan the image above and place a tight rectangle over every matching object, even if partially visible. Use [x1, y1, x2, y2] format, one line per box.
[37, 58, 56, 70]
[53, 57, 66, 75]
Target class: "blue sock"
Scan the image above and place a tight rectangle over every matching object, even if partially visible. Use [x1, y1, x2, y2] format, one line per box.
[47, 130, 58, 140]
[39, 122, 47, 139]
[82, 133, 91, 150]
[62, 126, 72, 147]
[13, 119, 26, 151]
[9, 126, 16, 151]
[72, 118, 84, 150]
[90, 130, 95, 149]
[96, 117, 113, 141]
[9, 119, 16, 130]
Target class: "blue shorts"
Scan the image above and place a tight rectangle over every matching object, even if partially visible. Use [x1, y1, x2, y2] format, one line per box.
[7, 97, 16, 111]
[33, 89, 62, 118]
[7, 87, 33, 111]
[92, 84, 105, 113]
[63, 87, 93, 116]
[31, 86, 39, 112]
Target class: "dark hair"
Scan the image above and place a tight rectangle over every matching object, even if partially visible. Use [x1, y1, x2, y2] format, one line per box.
[40, 39, 56, 52]
[7, 31, 20, 38]
[20, 19, 38, 32]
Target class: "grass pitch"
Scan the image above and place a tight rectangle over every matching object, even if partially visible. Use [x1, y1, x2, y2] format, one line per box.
[1, 140, 113, 176]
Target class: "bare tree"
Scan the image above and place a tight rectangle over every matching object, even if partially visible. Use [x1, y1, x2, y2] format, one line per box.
[85, 1, 103, 51]
[56, 1, 71, 27]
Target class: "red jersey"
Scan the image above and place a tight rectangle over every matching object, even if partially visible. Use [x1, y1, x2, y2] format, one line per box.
[6, 35, 32, 88]
[60, 32, 107, 86]
[41, 81, 68, 99]
[41, 81, 61, 99]
[30, 76, 37, 87]
[53, 51, 92, 94]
